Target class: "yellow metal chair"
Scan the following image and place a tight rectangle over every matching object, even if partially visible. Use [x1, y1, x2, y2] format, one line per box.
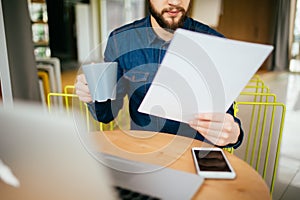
[234, 100, 286, 194]
[249, 75, 266, 86]
[64, 85, 75, 94]
[245, 75, 270, 94]
[232, 74, 286, 194]
[244, 85, 270, 94]
[47, 93, 89, 128]
[63, 85, 131, 131]
[63, 85, 115, 131]
[47, 89, 114, 131]
[225, 91, 276, 155]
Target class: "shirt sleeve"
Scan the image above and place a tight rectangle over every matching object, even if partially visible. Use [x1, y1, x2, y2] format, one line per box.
[93, 31, 126, 123]
[222, 103, 244, 149]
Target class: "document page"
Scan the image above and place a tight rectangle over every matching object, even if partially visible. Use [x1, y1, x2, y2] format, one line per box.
[138, 29, 273, 123]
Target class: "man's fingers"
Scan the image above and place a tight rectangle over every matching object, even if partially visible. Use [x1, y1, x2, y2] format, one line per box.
[194, 113, 226, 122]
[78, 96, 93, 103]
[76, 74, 88, 85]
[75, 74, 92, 103]
[75, 81, 90, 93]
[189, 120, 224, 131]
[191, 126, 227, 146]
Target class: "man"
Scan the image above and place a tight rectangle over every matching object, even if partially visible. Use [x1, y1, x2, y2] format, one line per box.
[75, 0, 243, 148]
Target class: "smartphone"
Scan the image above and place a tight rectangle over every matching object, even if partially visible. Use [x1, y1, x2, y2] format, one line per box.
[191, 147, 236, 179]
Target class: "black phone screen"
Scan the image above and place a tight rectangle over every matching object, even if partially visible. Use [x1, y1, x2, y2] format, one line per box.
[194, 150, 231, 172]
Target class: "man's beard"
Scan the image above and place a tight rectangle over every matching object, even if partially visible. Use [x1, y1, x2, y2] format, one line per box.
[149, 2, 189, 31]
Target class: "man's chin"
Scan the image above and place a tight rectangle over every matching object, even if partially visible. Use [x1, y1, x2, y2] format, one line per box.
[164, 19, 180, 26]
[163, 14, 182, 22]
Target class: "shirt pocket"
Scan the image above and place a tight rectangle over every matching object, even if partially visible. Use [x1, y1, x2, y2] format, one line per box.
[123, 70, 150, 97]
[123, 70, 149, 82]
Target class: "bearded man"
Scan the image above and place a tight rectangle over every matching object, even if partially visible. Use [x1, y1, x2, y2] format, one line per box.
[75, 0, 244, 149]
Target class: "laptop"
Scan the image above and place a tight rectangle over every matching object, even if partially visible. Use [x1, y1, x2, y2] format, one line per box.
[0, 102, 204, 200]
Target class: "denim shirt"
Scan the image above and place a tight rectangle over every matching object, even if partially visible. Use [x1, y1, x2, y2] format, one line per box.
[93, 16, 244, 149]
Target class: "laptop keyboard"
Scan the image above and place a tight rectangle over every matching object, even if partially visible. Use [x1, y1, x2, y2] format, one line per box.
[114, 186, 161, 200]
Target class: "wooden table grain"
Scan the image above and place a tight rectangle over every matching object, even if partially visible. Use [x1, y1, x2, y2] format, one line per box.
[91, 130, 271, 200]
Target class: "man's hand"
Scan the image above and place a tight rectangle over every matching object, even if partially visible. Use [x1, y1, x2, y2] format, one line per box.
[75, 74, 93, 103]
[189, 113, 240, 146]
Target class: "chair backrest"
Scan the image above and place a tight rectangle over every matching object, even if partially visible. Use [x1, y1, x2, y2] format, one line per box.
[47, 85, 114, 132]
[245, 76, 270, 94]
[234, 101, 285, 194]
[233, 75, 286, 194]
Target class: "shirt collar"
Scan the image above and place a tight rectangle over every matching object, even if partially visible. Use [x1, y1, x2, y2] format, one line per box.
[145, 16, 163, 46]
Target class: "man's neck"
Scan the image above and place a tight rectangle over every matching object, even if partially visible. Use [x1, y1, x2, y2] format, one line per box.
[150, 15, 174, 42]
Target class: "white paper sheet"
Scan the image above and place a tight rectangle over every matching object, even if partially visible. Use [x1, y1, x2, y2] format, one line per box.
[138, 28, 273, 123]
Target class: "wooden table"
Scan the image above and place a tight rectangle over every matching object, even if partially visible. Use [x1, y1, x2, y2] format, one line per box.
[91, 130, 271, 200]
